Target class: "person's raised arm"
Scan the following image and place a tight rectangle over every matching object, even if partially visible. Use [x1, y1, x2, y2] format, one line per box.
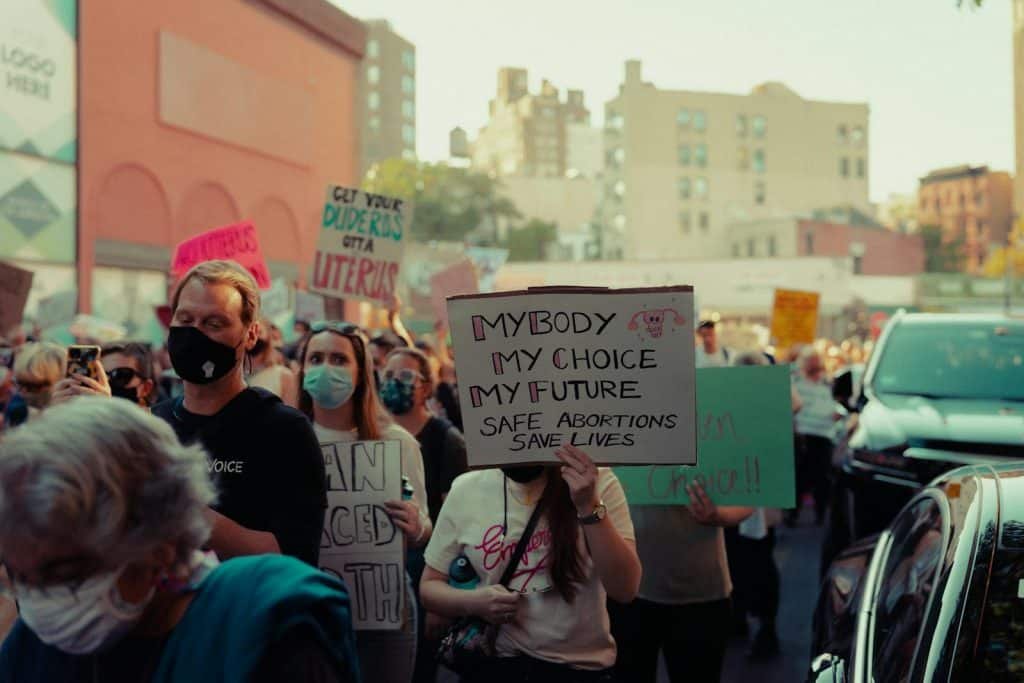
[387, 293, 414, 348]
[556, 445, 641, 603]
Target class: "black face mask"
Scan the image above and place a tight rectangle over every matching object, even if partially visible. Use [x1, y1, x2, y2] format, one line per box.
[501, 465, 546, 484]
[250, 339, 269, 357]
[110, 384, 141, 405]
[167, 326, 242, 385]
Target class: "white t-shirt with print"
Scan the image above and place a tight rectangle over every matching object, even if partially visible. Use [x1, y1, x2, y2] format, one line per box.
[424, 467, 635, 670]
[314, 422, 431, 531]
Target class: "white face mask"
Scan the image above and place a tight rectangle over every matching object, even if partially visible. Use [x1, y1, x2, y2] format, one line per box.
[15, 567, 154, 654]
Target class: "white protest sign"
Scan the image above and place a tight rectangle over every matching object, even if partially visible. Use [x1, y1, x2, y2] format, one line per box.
[310, 185, 408, 306]
[319, 440, 405, 631]
[294, 290, 326, 324]
[448, 286, 697, 468]
[36, 290, 77, 330]
[261, 278, 291, 318]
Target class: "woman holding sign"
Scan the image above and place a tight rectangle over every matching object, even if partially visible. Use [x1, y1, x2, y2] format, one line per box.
[297, 321, 431, 683]
[420, 448, 641, 683]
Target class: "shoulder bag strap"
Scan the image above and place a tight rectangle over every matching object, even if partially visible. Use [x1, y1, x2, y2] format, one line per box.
[497, 495, 547, 589]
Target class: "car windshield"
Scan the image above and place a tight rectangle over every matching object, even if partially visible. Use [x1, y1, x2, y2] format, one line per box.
[872, 322, 1024, 401]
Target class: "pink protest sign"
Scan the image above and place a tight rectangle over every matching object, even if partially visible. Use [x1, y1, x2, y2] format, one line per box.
[171, 221, 272, 290]
[429, 259, 478, 328]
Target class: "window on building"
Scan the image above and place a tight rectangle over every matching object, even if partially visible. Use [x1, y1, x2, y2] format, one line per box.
[853, 253, 863, 274]
[693, 110, 707, 132]
[852, 126, 865, 144]
[402, 148, 416, 161]
[607, 112, 624, 130]
[402, 124, 415, 145]
[695, 177, 709, 198]
[732, 243, 740, 258]
[367, 65, 380, 84]
[695, 144, 708, 168]
[699, 212, 710, 231]
[755, 180, 765, 205]
[678, 178, 691, 199]
[614, 180, 626, 197]
[402, 100, 415, 119]
[368, 116, 380, 132]
[612, 147, 625, 165]
[736, 114, 748, 137]
[753, 115, 766, 138]
[402, 50, 415, 71]
[368, 91, 380, 110]
[747, 239, 756, 257]
[838, 124, 848, 143]
[402, 75, 415, 94]
[856, 158, 865, 179]
[738, 147, 750, 170]
[767, 235, 777, 257]
[613, 214, 627, 231]
[541, 107, 556, 119]
[676, 108, 691, 127]
[678, 145, 691, 166]
[753, 149, 766, 174]
[805, 232, 815, 254]
[840, 157, 850, 178]
[367, 39, 379, 58]
[680, 211, 691, 234]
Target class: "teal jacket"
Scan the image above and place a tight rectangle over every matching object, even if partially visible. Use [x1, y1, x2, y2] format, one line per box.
[0, 555, 361, 683]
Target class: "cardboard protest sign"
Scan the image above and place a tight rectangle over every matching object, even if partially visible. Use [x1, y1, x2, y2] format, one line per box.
[171, 221, 271, 290]
[310, 185, 408, 306]
[0, 261, 34, 333]
[294, 290, 326, 324]
[448, 286, 697, 468]
[615, 365, 796, 507]
[36, 290, 77, 331]
[465, 247, 509, 293]
[261, 278, 291, 318]
[770, 289, 820, 351]
[69, 315, 126, 344]
[430, 259, 478, 329]
[319, 440, 405, 631]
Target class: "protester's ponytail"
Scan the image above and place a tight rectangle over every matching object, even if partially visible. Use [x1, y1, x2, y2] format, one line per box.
[540, 473, 586, 603]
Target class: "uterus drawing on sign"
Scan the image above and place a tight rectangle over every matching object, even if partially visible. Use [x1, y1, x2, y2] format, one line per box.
[627, 308, 686, 339]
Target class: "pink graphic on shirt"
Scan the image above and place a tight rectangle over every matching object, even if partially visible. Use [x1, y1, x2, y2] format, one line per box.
[474, 523, 552, 592]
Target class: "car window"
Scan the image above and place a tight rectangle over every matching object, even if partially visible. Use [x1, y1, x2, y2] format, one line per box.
[971, 532, 1024, 679]
[873, 323, 1024, 401]
[872, 498, 947, 683]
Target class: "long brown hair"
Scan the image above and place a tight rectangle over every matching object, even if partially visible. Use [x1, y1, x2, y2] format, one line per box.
[297, 326, 384, 441]
[539, 471, 586, 603]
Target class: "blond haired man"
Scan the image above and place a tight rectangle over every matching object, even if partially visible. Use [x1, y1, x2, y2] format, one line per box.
[153, 260, 326, 566]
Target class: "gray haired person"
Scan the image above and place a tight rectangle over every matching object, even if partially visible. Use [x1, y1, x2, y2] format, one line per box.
[0, 397, 360, 683]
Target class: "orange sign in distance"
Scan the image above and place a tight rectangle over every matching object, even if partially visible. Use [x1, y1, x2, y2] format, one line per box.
[770, 289, 820, 352]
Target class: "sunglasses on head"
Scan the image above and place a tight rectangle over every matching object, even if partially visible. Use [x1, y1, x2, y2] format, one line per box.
[107, 367, 141, 386]
[310, 321, 362, 336]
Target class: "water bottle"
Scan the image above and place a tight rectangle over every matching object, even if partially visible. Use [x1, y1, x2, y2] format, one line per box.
[448, 555, 480, 590]
[401, 475, 414, 501]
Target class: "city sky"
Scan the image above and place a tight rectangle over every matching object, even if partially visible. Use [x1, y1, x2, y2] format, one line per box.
[334, 0, 1015, 202]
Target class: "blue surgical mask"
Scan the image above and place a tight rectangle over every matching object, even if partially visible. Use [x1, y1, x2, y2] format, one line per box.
[303, 365, 355, 409]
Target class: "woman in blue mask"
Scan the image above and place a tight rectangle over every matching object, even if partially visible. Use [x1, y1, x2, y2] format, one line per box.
[0, 397, 359, 683]
[297, 321, 431, 683]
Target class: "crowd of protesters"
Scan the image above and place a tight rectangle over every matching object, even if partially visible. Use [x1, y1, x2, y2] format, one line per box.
[0, 260, 867, 683]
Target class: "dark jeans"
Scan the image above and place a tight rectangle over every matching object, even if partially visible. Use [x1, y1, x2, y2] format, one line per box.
[460, 656, 616, 683]
[724, 527, 780, 625]
[408, 547, 440, 683]
[608, 597, 732, 683]
[794, 434, 833, 521]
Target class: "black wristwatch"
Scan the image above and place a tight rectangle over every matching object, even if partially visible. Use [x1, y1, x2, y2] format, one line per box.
[578, 501, 607, 525]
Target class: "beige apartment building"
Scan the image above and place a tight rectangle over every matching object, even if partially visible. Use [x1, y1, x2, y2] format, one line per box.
[359, 20, 415, 176]
[1015, 0, 1024, 215]
[602, 60, 870, 260]
[471, 68, 590, 178]
[917, 165, 1014, 273]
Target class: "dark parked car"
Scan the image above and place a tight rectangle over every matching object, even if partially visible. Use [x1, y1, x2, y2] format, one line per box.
[823, 313, 1024, 570]
[811, 462, 1024, 682]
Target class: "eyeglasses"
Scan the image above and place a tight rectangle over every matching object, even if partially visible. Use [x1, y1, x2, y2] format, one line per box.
[107, 367, 140, 387]
[383, 368, 425, 384]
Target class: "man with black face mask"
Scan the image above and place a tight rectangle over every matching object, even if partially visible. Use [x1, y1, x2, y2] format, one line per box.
[152, 260, 327, 567]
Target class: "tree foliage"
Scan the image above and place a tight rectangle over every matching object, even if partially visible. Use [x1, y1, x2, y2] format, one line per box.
[920, 224, 965, 273]
[504, 219, 558, 262]
[361, 159, 520, 244]
[983, 222, 1024, 277]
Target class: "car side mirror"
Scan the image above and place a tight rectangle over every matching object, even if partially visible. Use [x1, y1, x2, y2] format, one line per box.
[809, 653, 847, 683]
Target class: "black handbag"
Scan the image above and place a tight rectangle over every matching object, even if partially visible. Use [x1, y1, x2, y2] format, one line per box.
[437, 496, 547, 675]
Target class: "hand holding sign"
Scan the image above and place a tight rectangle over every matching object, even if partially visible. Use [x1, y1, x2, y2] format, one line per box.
[556, 445, 599, 514]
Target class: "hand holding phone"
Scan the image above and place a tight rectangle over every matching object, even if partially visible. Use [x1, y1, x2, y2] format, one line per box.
[66, 346, 101, 381]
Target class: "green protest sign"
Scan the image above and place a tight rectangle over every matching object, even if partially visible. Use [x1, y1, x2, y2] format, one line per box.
[615, 365, 796, 507]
